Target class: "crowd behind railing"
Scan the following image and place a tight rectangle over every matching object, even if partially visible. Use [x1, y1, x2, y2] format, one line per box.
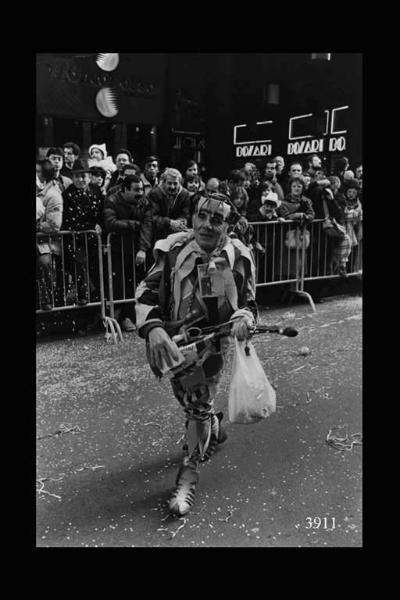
[36, 142, 363, 333]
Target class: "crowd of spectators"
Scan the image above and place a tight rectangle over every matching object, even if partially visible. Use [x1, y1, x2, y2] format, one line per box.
[36, 142, 363, 333]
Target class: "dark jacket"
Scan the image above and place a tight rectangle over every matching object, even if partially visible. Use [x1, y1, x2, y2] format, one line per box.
[278, 195, 315, 222]
[106, 170, 124, 191]
[147, 185, 191, 242]
[62, 184, 103, 231]
[103, 190, 153, 253]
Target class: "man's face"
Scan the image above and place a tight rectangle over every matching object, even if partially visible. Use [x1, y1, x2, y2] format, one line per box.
[48, 154, 63, 174]
[311, 156, 322, 169]
[274, 157, 285, 172]
[124, 182, 144, 203]
[314, 169, 325, 181]
[64, 147, 77, 167]
[116, 153, 130, 172]
[265, 162, 277, 178]
[302, 174, 311, 188]
[186, 164, 198, 177]
[162, 175, 180, 196]
[356, 166, 363, 179]
[73, 172, 90, 190]
[289, 164, 302, 177]
[193, 198, 228, 252]
[145, 161, 159, 179]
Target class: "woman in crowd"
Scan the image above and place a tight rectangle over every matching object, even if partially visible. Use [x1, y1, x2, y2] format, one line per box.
[320, 176, 352, 277]
[36, 160, 63, 310]
[277, 176, 314, 279]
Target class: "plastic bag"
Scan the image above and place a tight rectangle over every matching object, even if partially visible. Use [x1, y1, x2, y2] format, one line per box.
[228, 338, 276, 424]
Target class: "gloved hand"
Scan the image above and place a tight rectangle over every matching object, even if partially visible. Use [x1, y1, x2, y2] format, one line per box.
[231, 314, 254, 341]
[147, 327, 184, 374]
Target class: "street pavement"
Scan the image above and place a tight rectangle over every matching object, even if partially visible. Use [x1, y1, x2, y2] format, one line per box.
[36, 294, 362, 547]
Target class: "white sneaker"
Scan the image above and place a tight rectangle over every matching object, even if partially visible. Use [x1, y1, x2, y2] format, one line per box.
[121, 317, 136, 332]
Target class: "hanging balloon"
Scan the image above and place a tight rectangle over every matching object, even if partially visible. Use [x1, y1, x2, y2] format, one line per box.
[96, 88, 119, 118]
[96, 53, 119, 72]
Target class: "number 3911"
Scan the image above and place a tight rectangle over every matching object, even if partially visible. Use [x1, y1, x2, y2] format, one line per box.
[305, 517, 336, 530]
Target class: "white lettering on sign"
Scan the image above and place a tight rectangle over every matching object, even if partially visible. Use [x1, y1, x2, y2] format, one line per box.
[328, 136, 346, 152]
[287, 139, 324, 155]
[236, 144, 272, 157]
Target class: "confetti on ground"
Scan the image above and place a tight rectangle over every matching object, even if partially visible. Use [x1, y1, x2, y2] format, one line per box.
[37, 423, 86, 441]
[326, 428, 362, 452]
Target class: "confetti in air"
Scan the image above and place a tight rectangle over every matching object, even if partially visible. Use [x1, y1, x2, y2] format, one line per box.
[96, 88, 119, 118]
[96, 53, 119, 72]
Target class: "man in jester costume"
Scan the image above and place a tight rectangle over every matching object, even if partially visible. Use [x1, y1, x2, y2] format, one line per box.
[135, 193, 257, 516]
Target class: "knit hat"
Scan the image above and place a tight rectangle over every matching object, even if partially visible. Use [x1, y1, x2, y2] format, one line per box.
[89, 143, 107, 159]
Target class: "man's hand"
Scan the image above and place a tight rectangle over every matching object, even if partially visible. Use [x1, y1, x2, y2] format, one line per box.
[147, 327, 184, 373]
[95, 224, 102, 234]
[231, 315, 253, 341]
[170, 219, 188, 232]
[135, 250, 146, 266]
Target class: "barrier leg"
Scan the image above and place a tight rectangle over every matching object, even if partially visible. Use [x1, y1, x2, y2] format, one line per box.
[103, 316, 123, 344]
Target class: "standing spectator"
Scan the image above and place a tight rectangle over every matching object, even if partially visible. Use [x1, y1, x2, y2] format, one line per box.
[355, 164, 363, 180]
[104, 175, 153, 332]
[141, 155, 160, 197]
[282, 160, 304, 194]
[306, 154, 322, 177]
[89, 166, 107, 196]
[88, 143, 116, 190]
[148, 168, 191, 242]
[36, 160, 63, 310]
[226, 188, 252, 247]
[272, 155, 286, 187]
[343, 179, 363, 268]
[205, 177, 220, 195]
[277, 177, 314, 279]
[107, 149, 134, 190]
[46, 147, 72, 193]
[184, 174, 202, 216]
[62, 161, 104, 305]
[61, 142, 81, 178]
[220, 169, 245, 198]
[333, 156, 350, 187]
[240, 168, 252, 191]
[263, 159, 285, 201]
[183, 160, 205, 193]
[107, 163, 142, 197]
[321, 176, 352, 277]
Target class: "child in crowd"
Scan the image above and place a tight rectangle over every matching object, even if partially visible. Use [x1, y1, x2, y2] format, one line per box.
[88, 144, 116, 188]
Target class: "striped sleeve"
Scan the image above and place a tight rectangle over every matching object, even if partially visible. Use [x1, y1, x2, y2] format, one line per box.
[134, 254, 168, 338]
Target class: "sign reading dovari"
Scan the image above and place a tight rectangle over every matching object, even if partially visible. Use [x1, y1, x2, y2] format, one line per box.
[233, 106, 349, 158]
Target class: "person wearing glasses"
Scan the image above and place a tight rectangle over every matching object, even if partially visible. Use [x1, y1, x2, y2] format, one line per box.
[135, 193, 257, 516]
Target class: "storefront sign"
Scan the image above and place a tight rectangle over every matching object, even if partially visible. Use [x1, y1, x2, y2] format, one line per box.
[235, 143, 272, 157]
[287, 106, 348, 155]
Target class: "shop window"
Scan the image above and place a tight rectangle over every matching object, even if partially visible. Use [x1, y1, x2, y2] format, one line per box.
[53, 117, 83, 149]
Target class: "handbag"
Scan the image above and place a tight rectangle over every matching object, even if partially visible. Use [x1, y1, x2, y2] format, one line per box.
[285, 228, 310, 249]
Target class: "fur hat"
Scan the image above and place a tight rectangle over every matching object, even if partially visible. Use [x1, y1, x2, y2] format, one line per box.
[89, 143, 107, 159]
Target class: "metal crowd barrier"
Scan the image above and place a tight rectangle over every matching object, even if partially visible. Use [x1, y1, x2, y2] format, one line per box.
[35, 230, 122, 342]
[36, 221, 362, 337]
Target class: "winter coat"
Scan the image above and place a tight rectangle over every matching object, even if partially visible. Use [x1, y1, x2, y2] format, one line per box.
[62, 184, 103, 231]
[147, 185, 191, 242]
[36, 181, 63, 255]
[103, 190, 153, 253]
[140, 173, 158, 197]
